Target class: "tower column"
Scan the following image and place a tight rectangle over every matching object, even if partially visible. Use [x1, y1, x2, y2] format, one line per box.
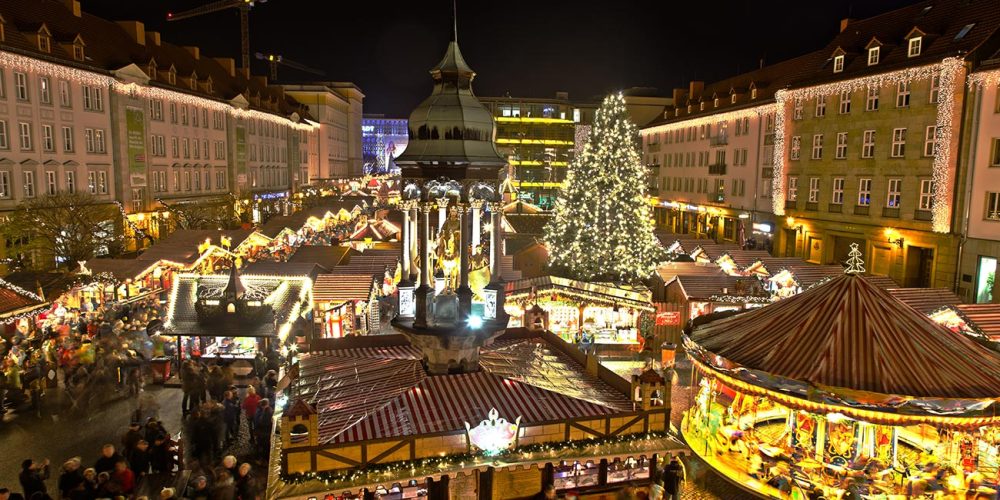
[489, 202, 503, 280]
[415, 202, 434, 328]
[409, 205, 419, 281]
[400, 200, 412, 278]
[436, 197, 450, 231]
[470, 199, 484, 250]
[457, 202, 473, 320]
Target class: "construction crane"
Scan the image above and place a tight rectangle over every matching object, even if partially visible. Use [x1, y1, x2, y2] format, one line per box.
[166, 0, 267, 71]
[255, 52, 324, 81]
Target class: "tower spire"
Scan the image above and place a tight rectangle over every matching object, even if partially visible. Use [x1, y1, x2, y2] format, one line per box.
[452, 0, 458, 42]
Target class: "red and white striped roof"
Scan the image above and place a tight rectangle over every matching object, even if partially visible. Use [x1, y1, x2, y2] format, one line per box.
[888, 288, 964, 314]
[296, 337, 634, 445]
[955, 304, 1000, 339]
[688, 273, 1000, 399]
[312, 273, 378, 304]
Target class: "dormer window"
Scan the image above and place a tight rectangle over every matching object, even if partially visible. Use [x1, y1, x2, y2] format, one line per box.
[713, 97, 719, 108]
[833, 55, 845, 73]
[72, 42, 84, 61]
[37, 25, 51, 53]
[205, 77, 213, 94]
[0, 15, 6, 42]
[908, 37, 922, 57]
[190, 72, 197, 91]
[686, 104, 692, 113]
[699, 101, 705, 111]
[868, 47, 879, 66]
[730, 93, 737, 104]
[147, 60, 157, 80]
[167, 66, 176, 85]
[751, 87, 758, 99]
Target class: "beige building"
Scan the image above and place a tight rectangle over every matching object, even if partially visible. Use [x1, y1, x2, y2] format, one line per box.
[283, 83, 365, 182]
[772, 3, 1000, 289]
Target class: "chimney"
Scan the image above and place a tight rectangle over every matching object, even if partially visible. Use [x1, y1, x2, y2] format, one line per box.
[64, 0, 81, 17]
[146, 31, 161, 46]
[840, 18, 855, 33]
[214, 57, 236, 78]
[672, 88, 686, 103]
[116, 21, 145, 46]
[688, 81, 704, 99]
[184, 46, 200, 60]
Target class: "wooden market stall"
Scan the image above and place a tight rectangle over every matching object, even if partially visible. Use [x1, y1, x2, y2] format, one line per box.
[661, 274, 770, 328]
[311, 272, 381, 339]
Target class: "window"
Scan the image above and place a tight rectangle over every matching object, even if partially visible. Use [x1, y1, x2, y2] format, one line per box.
[713, 97, 719, 108]
[833, 55, 844, 73]
[908, 37, 922, 57]
[172, 171, 180, 192]
[0, 171, 9, 198]
[832, 177, 845, 204]
[149, 99, 163, 121]
[868, 47, 880, 66]
[192, 139, 200, 159]
[216, 171, 225, 190]
[202, 109, 208, 128]
[184, 170, 191, 191]
[171, 137, 178, 157]
[39, 76, 50, 104]
[193, 170, 201, 191]
[82, 86, 103, 111]
[41, 124, 53, 152]
[183, 138, 189, 158]
[793, 99, 803, 120]
[886, 178, 902, 207]
[839, 91, 851, 114]
[167, 67, 176, 85]
[191, 107, 199, 127]
[204, 171, 210, 191]
[151, 135, 165, 157]
[147, 61, 157, 80]
[929, 74, 940, 104]
[836, 132, 848, 159]
[787, 177, 798, 201]
[62, 126, 72, 152]
[811, 134, 823, 159]
[45, 171, 56, 195]
[896, 82, 910, 108]
[94, 129, 105, 153]
[23, 171, 34, 197]
[891, 128, 907, 157]
[59, 80, 70, 107]
[808, 177, 820, 202]
[919, 179, 935, 210]
[131, 188, 143, 213]
[924, 126, 937, 157]
[88, 171, 96, 194]
[751, 88, 758, 99]
[988, 192, 1000, 220]
[169, 103, 177, 124]
[790, 136, 801, 160]
[38, 31, 50, 52]
[14, 72, 27, 101]
[858, 178, 871, 206]
[955, 23, 975, 41]
[18, 122, 31, 150]
[992, 138, 1000, 166]
[815, 96, 826, 117]
[65, 171, 75, 193]
[862, 130, 876, 158]
[0, 121, 8, 149]
[97, 171, 107, 194]
[204, 140, 210, 160]
[85, 128, 94, 153]
[181, 106, 188, 125]
[730, 94, 737, 104]
[866, 87, 879, 111]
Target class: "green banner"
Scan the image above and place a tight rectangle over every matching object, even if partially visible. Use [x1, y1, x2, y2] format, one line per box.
[288, 127, 299, 184]
[235, 125, 247, 184]
[125, 107, 147, 187]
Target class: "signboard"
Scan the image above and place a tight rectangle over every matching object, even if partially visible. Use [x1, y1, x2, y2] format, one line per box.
[235, 125, 247, 179]
[398, 286, 415, 318]
[465, 408, 520, 456]
[125, 107, 147, 187]
[655, 311, 680, 326]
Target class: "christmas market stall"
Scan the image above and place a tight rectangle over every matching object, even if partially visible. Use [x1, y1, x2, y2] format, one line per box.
[765, 263, 844, 299]
[162, 263, 313, 369]
[0, 277, 48, 332]
[78, 258, 172, 301]
[311, 272, 381, 339]
[687, 243, 742, 265]
[714, 250, 778, 277]
[137, 229, 271, 274]
[661, 274, 770, 326]
[268, 329, 685, 499]
[681, 248, 1000, 499]
[504, 275, 654, 347]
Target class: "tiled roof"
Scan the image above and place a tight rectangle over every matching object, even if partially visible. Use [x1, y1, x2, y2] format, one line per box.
[242, 261, 327, 280]
[137, 229, 254, 264]
[655, 262, 725, 283]
[259, 202, 367, 238]
[863, 275, 900, 290]
[83, 258, 158, 282]
[716, 250, 775, 269]
[668, 275, 767, 300]
[337, 248, 399, 277]
[312, 273, 377, 304]
[287, 245, 351, 270]
[3, 271, 76, 301]
[504, 214, 552, 235]
[0, 0, 305, 118]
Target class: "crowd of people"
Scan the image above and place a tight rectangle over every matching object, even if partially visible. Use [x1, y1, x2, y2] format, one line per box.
[252, 207, 381, 263]
[0, 295, 166, 417]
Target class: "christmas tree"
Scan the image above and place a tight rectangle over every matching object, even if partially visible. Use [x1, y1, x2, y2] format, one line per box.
[544, 92, 663, 284]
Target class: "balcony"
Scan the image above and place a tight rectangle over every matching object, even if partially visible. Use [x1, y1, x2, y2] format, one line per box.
[854, 205, 870, 216]
[712, 193, 725, 203]
[708, 163, 727, 175]
[806, 202, 819, 211]
[883, 207, 900, 218]
[785, 200, 797, 210]
[914, 209, 932, 221]
[828, 203, 843, 213]
[710, 135, 729, 147]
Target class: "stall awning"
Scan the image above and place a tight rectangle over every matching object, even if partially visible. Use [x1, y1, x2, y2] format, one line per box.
[888, 287, 964, 315]
[506, 275, 653, 311]
[312, 273, 377, 305]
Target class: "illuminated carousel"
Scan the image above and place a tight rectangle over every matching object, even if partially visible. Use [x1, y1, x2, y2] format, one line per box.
[682, 245, 1000, 499]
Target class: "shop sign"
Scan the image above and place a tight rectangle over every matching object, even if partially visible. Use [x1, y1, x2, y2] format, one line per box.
[753, 223, 773, 233]
[465, 408, 521, 456]
[655, 311, 680, 326]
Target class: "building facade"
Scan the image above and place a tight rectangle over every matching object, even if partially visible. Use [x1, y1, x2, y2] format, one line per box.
[480, 94, 595, 209]
[284, 83, 364, 182]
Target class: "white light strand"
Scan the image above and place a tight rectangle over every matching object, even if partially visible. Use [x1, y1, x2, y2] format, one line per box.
[772, 58, 963, 232]
[0, 50, 315, 131]
[0, 277, 44, 302]
[640, 103, 778, 136]
[967, 69, 1000, 89]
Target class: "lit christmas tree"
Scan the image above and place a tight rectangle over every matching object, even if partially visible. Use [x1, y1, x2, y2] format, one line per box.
[545, 92, 663, 284]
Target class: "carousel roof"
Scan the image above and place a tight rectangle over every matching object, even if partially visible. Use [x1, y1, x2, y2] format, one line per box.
[688, 272, 1000, 400]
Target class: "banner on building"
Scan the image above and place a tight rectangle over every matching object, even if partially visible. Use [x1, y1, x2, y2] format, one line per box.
[125, 107, 147, 187]
[235, 125, 247, 184]
[655, 311, 680, 326]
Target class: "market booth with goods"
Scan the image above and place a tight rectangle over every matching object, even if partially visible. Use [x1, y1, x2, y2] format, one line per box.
[681, 248, 1000, 498]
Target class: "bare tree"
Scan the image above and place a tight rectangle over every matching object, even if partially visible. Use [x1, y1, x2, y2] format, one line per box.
[158, 196, 238, 230]
[2, 192, 121, 270]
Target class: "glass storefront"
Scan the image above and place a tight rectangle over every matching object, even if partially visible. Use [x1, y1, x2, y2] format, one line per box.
[977, 256, 997, 304]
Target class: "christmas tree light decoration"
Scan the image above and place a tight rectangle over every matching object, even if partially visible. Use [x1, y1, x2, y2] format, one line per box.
[772, 58, 963, 233]
[844, 243, 866, 274]
[545, 93, 663, 284]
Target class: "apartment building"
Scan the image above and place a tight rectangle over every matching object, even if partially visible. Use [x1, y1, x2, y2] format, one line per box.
[639, 54, 812, 250]
[284, 83, 364, 182]
[0, 0, 362, 265]
[773, 3, 1000, 289]
[958, 64, 1000, 302]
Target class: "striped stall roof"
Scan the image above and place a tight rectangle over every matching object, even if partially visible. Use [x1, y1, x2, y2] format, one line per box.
[690, 243, 742, 261]
[744, 257, 806, 276]
[688, 273, 1000, 399]
[716, 250, 775, 269]
[312, 274, 377, 304]
[783, 265, 846, 289]
[888, 288, 964, 315]
[308, 345, 423, 360]
[863, 275, 900, 289]
[659, 237, 713, 255]
[956, 304, 1000, 339]
[655, 262, 725, 283]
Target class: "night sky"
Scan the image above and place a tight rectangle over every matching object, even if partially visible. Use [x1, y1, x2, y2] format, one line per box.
[81, 0, 919, 116]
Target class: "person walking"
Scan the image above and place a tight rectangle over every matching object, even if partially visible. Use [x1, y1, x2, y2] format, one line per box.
[241, 386, 260, 443]
[253, 399, 273, 457]
[18, 459, 49, 499]
[222, 391, 240, 445]
[663, 457, 685, 500]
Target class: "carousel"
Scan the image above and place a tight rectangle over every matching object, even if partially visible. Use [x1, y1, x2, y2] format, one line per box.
[682, 245, 1000, 499]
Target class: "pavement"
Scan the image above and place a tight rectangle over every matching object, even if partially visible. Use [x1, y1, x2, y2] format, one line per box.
[0, 384, 183, 493]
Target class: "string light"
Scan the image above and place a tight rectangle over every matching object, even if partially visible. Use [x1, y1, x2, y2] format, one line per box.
[640, 103, 778, 136]
[967, 68, 1000, 89]
[772, 58, 963, 233]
